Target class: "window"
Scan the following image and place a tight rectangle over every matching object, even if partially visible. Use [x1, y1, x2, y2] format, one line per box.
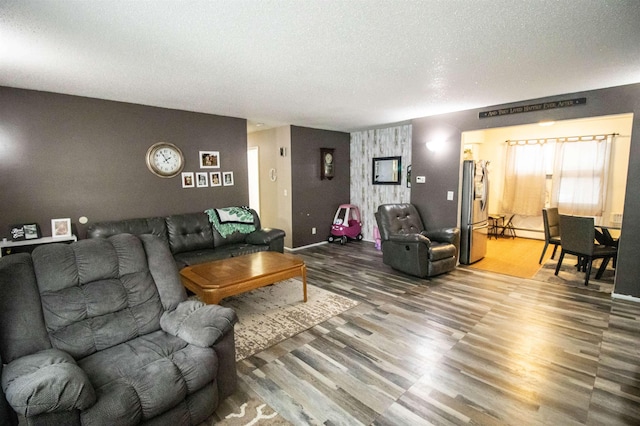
[502, 142, 546, 215]
[551, 137, 611, 216]
[503, 134, 613, 217]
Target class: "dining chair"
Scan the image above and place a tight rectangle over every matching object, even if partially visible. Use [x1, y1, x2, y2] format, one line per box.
[539, 207, 562, 263]
[554, 215, 618, 286]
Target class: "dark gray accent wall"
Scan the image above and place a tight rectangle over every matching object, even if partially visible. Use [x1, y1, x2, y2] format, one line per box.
[411, 83, 640, 298]
[291, 126, 350, 248]
[0, 87, 248, 239]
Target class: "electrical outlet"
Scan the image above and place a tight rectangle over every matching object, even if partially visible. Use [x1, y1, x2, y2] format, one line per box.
[416, 176, 426, 183]
[312, 227, 317, 235]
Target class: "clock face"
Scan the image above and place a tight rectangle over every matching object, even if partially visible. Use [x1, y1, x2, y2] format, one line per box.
[325, 153, 333, 164]
[146, 142, 184, 178]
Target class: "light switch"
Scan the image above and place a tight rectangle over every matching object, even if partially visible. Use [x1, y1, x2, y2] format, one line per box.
[447, 191, 454, 200]
[416, 176, 426, 183]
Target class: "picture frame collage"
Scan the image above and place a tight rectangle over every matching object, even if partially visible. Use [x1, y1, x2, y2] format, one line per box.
[181, 151, 234, 188]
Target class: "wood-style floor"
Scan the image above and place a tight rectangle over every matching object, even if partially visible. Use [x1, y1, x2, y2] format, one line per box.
[217, 242, 640, 425]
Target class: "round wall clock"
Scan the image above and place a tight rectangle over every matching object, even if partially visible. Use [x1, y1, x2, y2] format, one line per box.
[146, 142, 184, 178]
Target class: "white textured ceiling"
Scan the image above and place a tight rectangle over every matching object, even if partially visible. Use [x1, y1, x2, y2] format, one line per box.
[2, 0, 640, 133]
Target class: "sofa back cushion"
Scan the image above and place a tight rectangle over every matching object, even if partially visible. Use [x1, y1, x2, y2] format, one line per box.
[0, 254, 52, 363]
[166, 213, 214, 255]
[86, 217, 169, 246]
[31, 234, 164, 359]
[376, 204, 425, 240]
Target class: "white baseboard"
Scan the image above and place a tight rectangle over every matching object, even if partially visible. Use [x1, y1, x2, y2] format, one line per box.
[285, 238, 376, 252]
[612, 292, 640, 303]
[285, 241, 328, 252]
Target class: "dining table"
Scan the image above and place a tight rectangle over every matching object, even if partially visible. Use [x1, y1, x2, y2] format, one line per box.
[593, 217, 621, 247]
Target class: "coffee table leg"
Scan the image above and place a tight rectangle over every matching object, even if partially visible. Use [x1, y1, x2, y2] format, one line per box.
[302, 264, 307, 302]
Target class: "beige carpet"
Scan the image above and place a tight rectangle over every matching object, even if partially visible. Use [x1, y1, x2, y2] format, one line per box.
[467, 237, 549, 278]
[532, 253, 615, 293]
[217, 279, 359, 361]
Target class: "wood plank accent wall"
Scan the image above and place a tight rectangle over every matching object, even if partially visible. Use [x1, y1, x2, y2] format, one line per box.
[350, 125, 412, 241]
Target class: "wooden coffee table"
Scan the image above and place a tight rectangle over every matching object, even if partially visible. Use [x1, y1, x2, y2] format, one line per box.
[179, 251, 307, 305]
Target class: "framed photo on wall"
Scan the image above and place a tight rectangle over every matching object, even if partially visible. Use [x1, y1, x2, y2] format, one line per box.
[210, 171, 222, 187]
[223, 171, 234, 186]
[51, 218, 71, 238]
[196, 172, 208, 187]
[182, 172, 194, 188]
[199, 151, 220, 168]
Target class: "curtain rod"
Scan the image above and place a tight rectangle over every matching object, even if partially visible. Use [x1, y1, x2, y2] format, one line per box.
[505, 132, 619, 145]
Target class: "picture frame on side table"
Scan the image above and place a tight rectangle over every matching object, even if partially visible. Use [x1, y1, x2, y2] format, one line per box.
[223, 171, 234, 186]
[196, 172, 208, 187]
[210, 172, 222, 187]
[182, 172, 194, 188]
[199, 151, 220, 168]
[51, 218, 71, 238]
[9, 223, 41, 241]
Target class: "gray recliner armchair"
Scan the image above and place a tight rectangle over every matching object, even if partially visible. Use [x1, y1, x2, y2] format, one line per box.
[0, 234, 237, 425]
[375, 204, 460, 277]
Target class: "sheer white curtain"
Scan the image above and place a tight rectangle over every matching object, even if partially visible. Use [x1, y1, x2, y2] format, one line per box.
[550, 136, 612, 216]
[502, 142, 547, 215]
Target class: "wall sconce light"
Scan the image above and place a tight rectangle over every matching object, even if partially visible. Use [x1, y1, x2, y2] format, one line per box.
[426, 139, 445, 152]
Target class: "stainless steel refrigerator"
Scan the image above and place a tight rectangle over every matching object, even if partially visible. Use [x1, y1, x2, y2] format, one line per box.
[460, 160, 489, 264]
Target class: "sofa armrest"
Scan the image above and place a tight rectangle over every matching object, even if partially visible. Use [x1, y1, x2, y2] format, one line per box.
[160, 301, 238, 347]
[388, 233, 431, 245]
[0, 354, 18, 426]
[2, 349, 95, 417]
[245, 228, 286, 245]
[422, 228, 460, 244]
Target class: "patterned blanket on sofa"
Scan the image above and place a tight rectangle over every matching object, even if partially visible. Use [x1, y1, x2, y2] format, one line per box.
[205, 207, 256, 238]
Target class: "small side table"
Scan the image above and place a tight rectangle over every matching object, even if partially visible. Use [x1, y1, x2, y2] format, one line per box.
[488, 214, 504, 239]
[0, 235, 77, 257]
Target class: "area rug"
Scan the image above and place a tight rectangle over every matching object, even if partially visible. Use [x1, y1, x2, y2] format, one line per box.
[532, 254, 615, 293]
[201, 398, 289, 426]
[213, 279, 359, 361]
[194, 280, 356, 425]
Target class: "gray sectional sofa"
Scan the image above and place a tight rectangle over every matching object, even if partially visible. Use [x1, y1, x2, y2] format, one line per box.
[0, 233, 238, 425]
[86, 208, 286, 270]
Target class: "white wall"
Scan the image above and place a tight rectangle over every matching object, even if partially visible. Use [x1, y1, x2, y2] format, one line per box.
[247, 126, 293, 247]
[462, 113, 633, 238]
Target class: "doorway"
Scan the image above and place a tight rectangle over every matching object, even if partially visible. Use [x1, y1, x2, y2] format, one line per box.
[247, 147, 260, 217]
[461, 113, 632, 283]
